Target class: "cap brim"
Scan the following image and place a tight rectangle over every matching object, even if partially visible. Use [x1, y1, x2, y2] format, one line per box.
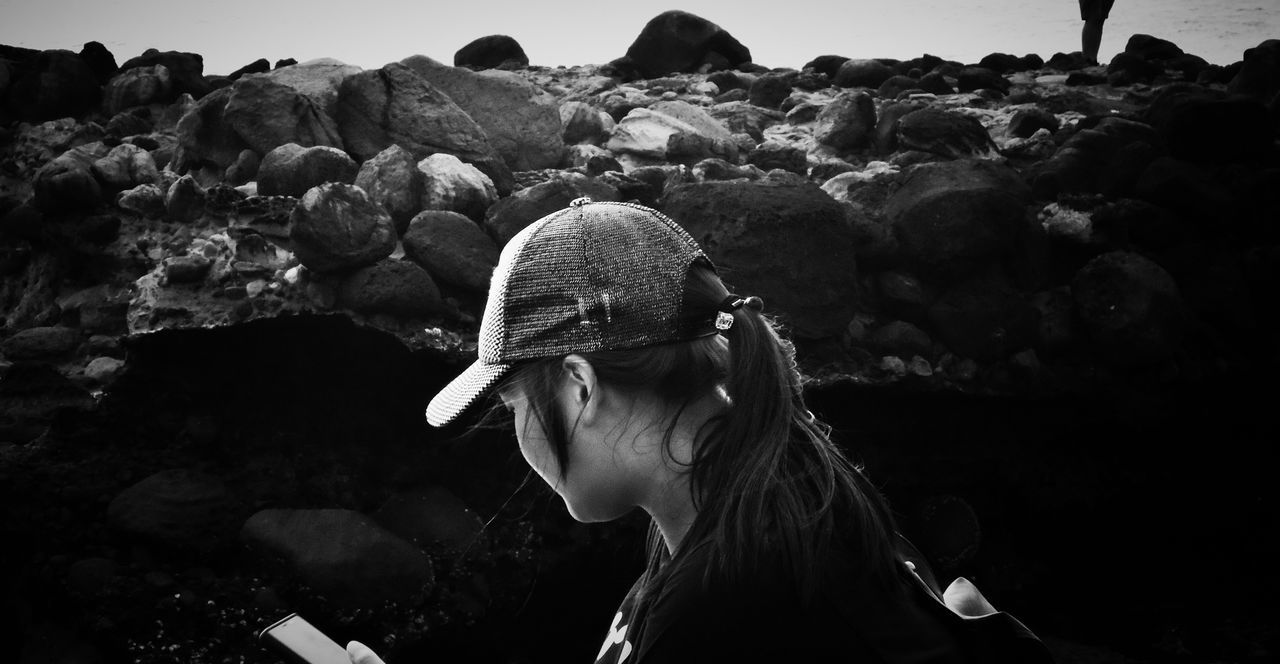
[426, 360, 513, 427]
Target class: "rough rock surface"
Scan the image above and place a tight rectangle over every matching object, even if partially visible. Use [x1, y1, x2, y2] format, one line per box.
[289, 182, 396, 273]
[621, 10, 752, 78]
[257, 143, 358, 197]
[106, 469, 237, 550]
[403, 210, 500, 293]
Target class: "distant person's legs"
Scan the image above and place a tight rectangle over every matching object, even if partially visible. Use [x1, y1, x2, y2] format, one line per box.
[1078, 0, 1116, 64]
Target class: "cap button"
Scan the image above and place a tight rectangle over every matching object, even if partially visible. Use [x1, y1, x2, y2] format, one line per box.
[569, 196, 592, 208]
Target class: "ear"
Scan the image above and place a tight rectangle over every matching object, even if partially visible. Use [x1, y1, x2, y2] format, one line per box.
[560, 354, 600, 423]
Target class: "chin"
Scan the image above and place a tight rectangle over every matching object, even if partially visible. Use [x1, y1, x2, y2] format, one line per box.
[563, 499, 632, 524]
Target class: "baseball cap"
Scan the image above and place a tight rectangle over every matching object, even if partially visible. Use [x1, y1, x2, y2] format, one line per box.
[426, 198, 717, 427]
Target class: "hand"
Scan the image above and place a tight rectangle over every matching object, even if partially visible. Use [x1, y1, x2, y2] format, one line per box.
[942, 577, 998, 617]
[346, 640, 386, 664]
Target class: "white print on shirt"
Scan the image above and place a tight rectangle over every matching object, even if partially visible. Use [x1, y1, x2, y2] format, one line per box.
[596, 610, 634, 663]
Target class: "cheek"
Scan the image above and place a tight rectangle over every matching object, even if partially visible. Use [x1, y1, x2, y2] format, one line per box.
[514, 408, 561, 488]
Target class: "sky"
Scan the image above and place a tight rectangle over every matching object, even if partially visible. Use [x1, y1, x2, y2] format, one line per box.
[1, 0, 1276, 76]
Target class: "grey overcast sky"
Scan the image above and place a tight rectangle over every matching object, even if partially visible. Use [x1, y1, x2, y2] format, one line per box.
[1, 0, 1276, 75]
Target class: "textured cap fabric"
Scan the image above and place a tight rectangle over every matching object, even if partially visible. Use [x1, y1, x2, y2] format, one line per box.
[426, 198, 715, 427]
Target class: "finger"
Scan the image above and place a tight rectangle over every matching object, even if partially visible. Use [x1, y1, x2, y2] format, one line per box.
[346, 640, 387, 664]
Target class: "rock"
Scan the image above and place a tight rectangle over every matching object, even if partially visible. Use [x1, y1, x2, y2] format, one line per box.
[164, 255, 212, 283]
[454, 35, 529, 70]
[560, 101, 608, 145]
[1031, 116, 1164, 197]
[78, 41, 118, 84]
[707, 101, 785, 142]
[864, 320, 933, 357]
[660, 180, 860, 338]
[57, 285, 130, 334]
[103, 65, 172, 114]
[896, 108, 998, 159]
[746, 141, 807, 174]
[804, 55, 851, 79]
[691, 158, 764, 182]
[871, 101, 928, 155]
[83, 356, 126, 384]
[1123, 34, 1184, 62]
[402, 210, 499, 293]
[337, 258, 445, 317]
[884, 159, 1033, 282]
[263, 58, 362, 119]
[225, 148, 261, 185]
[107, 469, 237, 550]
[165, 175, 205, 223]
[174, 87, 254, 171]
[241, 508, 433, 609]
[875, 270, 931, 322]
[228, 58, 271, 81]
[1143, 84, 1271, 163]
[4, 50, 102, 121]
[748, 71, 795, 110]
[91, 143, 159, 191]
[1072, 251, 1186, 366]
[104, 108, 154, 138]
[223, 75, 344, 156]
[1008, 108, 1061, 138]
[373, 486, 484, 553]
[418, 153, 498, 223]
[917, 72, 954, 95]
[814, 90, 877, 151]
[977, 53, 1022, 74]
[956, 66, 1010, 93]
[1106, 52, 1163, 85]
[116, 183, 166, 217]
[289, 182, 396, 273]
[834, 59, 894, 89]
[32, 149, 104, 213]
[117, 49, 209, 99]
[257, 143, 358, 198]
[1, 326, 80, 359]
[335, 62, 513, 195]
[400, 55, 564, 172]
[1227, 39, 1280, 102]
[354, 145, 425, 234]
[877, 75, 920, 99]
[1134, 156, 1236, 222]
[568, 145, 622, 174]
[484, 173, 619, 245]
[622, 10, 752, 78]
[927, 276, 1038, 361]
[606, 100, 739, 166]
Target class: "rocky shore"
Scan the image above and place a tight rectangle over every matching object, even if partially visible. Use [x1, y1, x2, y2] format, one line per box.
[2, 10, 1278, 664]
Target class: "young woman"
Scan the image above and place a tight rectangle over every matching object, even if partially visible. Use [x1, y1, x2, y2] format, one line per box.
[348, 199, 1049, 663]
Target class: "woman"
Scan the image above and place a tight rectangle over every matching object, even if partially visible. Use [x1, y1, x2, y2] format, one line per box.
[349, 199, 1049, 663]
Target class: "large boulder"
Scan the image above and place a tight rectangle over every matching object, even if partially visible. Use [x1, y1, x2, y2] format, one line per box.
[107, 469, 238, 551]
[814, 90, 877, 151]
[606, 100, 739, 166]
[335, 62, 513, 195]
[483, 173, 619, 246]
[402, 210, 500, 292]
[1142, 84, 1271, 163]
[454, 35, 529, 70]
[660, 179, 860, 338]
[926, 276, 1039, 361]
[223, 74, 344, 156]
[621, 10, 752, 78]
[1071, 251, 1186, 367]
[174, 87, 254, 171]
[102, 64, 172, 114]
[32, 144, 108, 213]
[336, 258, 445, 317]
[1031, 116, 1164, 198]
[91, 143, 159, 191]
[884, 159, 1033, 282]
[560, 100, 610, 145]
[289, 182, 396, 273]
[418, 153, 499, 223]
[5, 49, 102, 121]
[399, 55, 564, 171]
[257, 143, 358, 197]
[1227, 39, 1280, 102]
[354, 145, 426, 234]
[262, 58, 362, 119]
[241, 508, 433, 609]
[896, 108, 999, 159]
[117, 49, 209, 99]
[833, 59, 895, 89]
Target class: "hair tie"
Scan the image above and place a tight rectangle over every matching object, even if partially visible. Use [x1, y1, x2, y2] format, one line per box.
[715, 294, 763, 331]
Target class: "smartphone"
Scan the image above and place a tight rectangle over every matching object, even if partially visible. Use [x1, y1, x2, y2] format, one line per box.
[258, 613, 351, 664]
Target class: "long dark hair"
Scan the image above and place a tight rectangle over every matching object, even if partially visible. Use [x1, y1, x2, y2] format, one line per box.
[499, 264, 900, 605]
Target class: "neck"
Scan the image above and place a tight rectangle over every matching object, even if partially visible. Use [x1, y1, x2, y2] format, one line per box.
[635, 392, 724, 555]
[647, 472, 698, 554]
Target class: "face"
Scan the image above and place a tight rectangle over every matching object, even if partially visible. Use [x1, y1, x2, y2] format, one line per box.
[498, 383, 646, 524]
